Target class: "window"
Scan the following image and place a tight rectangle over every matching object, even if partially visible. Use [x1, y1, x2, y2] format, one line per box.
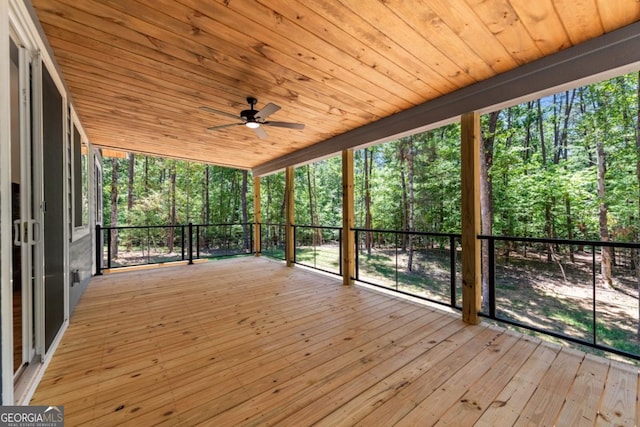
[72, 123, 88, 228]
[95, 157, 102, 225]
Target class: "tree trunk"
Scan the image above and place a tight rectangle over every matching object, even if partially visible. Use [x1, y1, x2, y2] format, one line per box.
[364, 148, 373, 255]
[144, 155, 149, 195]
[565, 196, 574, 262]
[241, 170, 249, 252]
[127, 153, 134, 214]
[230, 171, 239, 223]
[307, 165, 316, 245]
[110, 158, 119, 259]
[407, 136, 415, 272]
[203, 165, 210, 248]
[538, 99, 554, 262]
[167, 163, 176, 252]
[597, 139, 612, 287]
[204, 166, 210, 223]
[480, 111, 499, 311]
[126, 153, 134, 250]
[561, 90, 576, 262]
[400, 150, 408, 252]
[185, 162, 191, 223]
[311, 165, 322, 245]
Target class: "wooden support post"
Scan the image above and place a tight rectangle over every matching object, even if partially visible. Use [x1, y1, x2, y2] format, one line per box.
[285, 166, 295, 267]
[461, 112, 482, 324]
[342, 150, 355, 285]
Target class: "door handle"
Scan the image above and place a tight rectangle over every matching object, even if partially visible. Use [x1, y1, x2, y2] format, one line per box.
[13, 220, 21, 246]
[29, 220, 40, 244]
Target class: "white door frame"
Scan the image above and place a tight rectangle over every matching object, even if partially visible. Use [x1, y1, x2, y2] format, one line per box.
[0, 0, 15, 406]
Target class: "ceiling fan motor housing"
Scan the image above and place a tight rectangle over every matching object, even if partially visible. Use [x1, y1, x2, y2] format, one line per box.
[241, 97, 259, 122]
[240, 109, 258, 122]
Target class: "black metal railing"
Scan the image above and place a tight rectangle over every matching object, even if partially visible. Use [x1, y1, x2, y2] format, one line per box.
[479, 235, 640, 360]
[353, 228, 462, 310]
[259, 223, 286, 260]
[96, 222, 254, 273]
[195, 223, 253, 259]
[95, 220, 640, 360]
[293, 225, 343, 275]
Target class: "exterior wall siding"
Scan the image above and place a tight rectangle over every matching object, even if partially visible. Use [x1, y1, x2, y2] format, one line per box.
[69, 233, 92, 313]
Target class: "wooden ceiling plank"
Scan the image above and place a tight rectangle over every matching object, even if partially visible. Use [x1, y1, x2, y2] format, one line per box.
[464, 0, 544, 65]
[191, 0, 419, 107]
[38, 16, 373, 128]
[60, 61, 262, 127]
[507, 0, 572, 55]
[251, 0, 431, 104]
[65, 76, 338, 136]
[158, 0, 413, 111]
[428, 0, 522, 72]
[79, 102, 310, 146]
[596, 0, 640, 33]
[287, 0, 452, 96]
[119, 0, 400, 116]
[152, 1, 397, 115]
[69, 72, 340, 145]
[78, 104, 320, 155]
[39, 0, 390, 133]
[379, 0, 498, 82]
[149, 0, 405, 114]
[553, 0, 604, 45]
[96, 139, 250, 169]
[47, 36, 349, 141]
[78, 102, 310, 149]
[87, 126, 281, 169]
[86, 124, 261, 153]
[62, 63, 330, 159]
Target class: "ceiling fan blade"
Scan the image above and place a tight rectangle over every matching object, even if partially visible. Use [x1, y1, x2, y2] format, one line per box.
[207, 123, 243, 131]
[200, 106, 239, 120]
[255, 103, 281, 120]
[263, 121, 305, 130]
[252, 126, 268, 139]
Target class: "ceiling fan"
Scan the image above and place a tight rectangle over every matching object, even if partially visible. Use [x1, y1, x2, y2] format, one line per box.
[200, 97, 305, 139]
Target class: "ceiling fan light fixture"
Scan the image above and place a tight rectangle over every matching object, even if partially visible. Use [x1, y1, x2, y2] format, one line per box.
[246, 121, 260, 129]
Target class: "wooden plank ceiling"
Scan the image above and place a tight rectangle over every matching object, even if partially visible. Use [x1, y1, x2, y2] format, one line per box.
[30, 0, 640, 171]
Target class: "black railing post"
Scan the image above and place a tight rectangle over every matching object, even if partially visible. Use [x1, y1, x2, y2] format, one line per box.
[592, 245, 597, 345]
[354, 229, 358, 281]
[449, 235, 456, 307]
[488, 237, 496, 319]
[293, 225, 297, 264]
[95, 224, 103, 275]
[339, 228, 343, 277]
[196, 225, 201, 259]
[181, 225, 185, 261]
[147, 227, 150, 264]
[188, 222, 194, 265]
[394, 232, 399, 290]
[106, 227, 112, 270]
[250, 223, 254, 255]
[313, 227, 317, 269]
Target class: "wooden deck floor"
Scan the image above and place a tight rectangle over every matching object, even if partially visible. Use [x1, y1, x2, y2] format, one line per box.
[32, 257, 639, 426]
